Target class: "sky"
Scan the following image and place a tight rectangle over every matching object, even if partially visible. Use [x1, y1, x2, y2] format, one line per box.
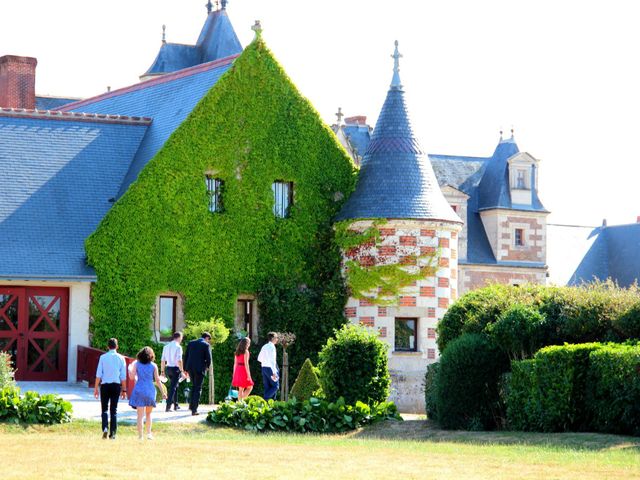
[1, 0, 638, 283]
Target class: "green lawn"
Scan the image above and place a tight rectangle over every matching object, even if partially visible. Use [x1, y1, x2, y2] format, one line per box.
[2, 419, 638, 479]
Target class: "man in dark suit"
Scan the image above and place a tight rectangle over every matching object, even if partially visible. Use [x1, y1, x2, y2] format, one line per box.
[184, 332, 212, 415]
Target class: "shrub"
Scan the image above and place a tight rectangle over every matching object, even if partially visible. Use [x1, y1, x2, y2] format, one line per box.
[0, 387, 72, 424]
[486, 304, 546, 361]
[438, 282, 640, 354]
[424, 362, 439, 421]
[0, 352, 15, 390]
[435, 333, 509, 430]
[613, 302, 640, 339]
[182, 317, 230, 345]
[207, 395, 401, 433]
[318, 324, 390, 405]
[587, 344, 640, 435]
[506, 343, 601, 432]
[290, 358, 321, 401]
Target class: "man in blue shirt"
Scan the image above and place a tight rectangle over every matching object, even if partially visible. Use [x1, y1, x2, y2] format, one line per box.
[94, 338, 127, 439]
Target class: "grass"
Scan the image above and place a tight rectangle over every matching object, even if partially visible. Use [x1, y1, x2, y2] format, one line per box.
[2, 419, 639, 479]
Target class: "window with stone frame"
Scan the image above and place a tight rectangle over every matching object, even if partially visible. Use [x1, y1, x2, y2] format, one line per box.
[516, 169, 527, 189]
[514, 228, 525, 247]
[158, 295, 177, 341]
[272, 181, 293, 218]
[395, 317, 418, 352]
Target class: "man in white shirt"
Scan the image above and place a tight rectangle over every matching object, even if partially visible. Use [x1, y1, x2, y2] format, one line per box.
[257, 332, 279, 400]
[93, 338, 127, 440]
[161, 332, 185, 412]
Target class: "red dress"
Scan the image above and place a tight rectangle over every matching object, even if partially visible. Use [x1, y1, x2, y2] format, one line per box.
[232, 353, 254, 388]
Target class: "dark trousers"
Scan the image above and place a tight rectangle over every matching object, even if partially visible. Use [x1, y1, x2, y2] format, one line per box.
[188, 370, 205, 413]
[100, 383, 121, 436]
[261, 367, 279, 400]
[165, 366, 181, 408]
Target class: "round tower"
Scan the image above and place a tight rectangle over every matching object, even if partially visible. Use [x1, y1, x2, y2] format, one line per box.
[335, 42, 462, 413]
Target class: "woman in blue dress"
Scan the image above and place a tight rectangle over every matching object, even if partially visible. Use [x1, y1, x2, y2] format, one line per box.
[129, 346, 166, 440]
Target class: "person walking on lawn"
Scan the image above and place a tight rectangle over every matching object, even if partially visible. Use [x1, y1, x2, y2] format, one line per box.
[231, 337, 254, 400]
[128, 346, 167, 440]
[184, 332, 212, 415]
[94, 337, 127, 440]
[161, 331, 185, 412]
[258, 332, 279, 400]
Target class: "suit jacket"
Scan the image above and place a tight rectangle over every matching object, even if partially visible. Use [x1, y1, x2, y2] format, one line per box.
[184, 338, 212, 375]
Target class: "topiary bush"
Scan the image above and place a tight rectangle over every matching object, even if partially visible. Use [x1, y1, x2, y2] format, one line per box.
[435, 333, 509, 430]
[587, 344, 640, 435]
[318, 324, 390, 405]
[486, 304, 547, 361]
[290, 358, 321, 401]
[207, 395, 401, 433]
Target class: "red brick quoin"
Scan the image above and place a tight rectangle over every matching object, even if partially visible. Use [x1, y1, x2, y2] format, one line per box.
[420, 286, 436, 297]
[344, 307, 357, 318]
[399, 236, 417, 246]
[359, 316, 375, 327]
[438, 297, 449, 308]
[399, 296, 416, 307]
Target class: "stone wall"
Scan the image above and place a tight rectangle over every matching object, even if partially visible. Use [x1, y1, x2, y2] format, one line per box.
[459, 264, 547, 294]
[342, 219, 460, 412]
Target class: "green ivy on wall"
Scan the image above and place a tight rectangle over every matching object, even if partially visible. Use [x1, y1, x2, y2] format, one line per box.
[334, 220, 439, 306]
[85, 37, 357, 401]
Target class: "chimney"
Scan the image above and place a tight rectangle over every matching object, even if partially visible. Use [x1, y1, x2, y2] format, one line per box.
[637, 216, 640, 223]
[345, 115, 367, 126]
[0, 55, 37, 109]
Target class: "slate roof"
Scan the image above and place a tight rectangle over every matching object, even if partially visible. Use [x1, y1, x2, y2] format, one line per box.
[342, 124, 371, 161]
[35, 95, 80, 111]
[336, 46, 461, 224]
[568, 223, 640, 288]
[0, 110, 150, 280]
[60, 54, 238, 196]
[144, 8, 241, 76]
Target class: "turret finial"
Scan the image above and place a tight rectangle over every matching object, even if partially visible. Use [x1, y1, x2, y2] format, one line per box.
[390, 40, 403, 89]
[206, 0, 213, 14]
[499, 127, 503, 140]
[221, 0, 228, 9]
[251, 20, 263, 38]
[162, 25, 166, 44]
[335, 107, 344, 126]
[510, 126, 515, 139]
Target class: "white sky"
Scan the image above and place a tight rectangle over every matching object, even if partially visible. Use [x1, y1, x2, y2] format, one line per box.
[2, 0, 637, 283]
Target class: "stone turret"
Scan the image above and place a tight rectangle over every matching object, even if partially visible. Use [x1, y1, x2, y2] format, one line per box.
[336, 41, 462, 413]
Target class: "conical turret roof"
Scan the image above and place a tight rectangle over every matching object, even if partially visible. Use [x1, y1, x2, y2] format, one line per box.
[336, 42, 461, 224]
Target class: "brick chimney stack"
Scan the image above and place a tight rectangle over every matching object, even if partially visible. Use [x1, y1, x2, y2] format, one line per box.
[0, 55, 37, 109]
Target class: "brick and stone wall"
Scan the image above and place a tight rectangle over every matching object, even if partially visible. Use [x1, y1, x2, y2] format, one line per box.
[341, 219, 460, 413]
[479, 209, 547, 264]
[0, 55, 37, 109]
[458, 264, 547, 294]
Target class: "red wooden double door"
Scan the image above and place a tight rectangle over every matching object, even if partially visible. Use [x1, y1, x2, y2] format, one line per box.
[0, 287, 68, 381]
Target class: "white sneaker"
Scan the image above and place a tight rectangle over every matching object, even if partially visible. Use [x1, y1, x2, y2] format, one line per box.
[147, 433, 154, 440]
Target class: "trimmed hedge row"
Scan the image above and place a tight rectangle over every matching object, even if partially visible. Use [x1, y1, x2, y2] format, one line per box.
[506, 343, 640, 435]
[0, 387, 72, 424]
[207, 396, 401, 433]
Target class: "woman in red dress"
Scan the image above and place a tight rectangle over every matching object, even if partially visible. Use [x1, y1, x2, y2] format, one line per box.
[232, 337, 254, 400]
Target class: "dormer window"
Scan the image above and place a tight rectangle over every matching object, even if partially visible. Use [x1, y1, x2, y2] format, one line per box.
[272, 181, 293, 218]
[516, 169, 527, 189]
[206, 176, 224, 213]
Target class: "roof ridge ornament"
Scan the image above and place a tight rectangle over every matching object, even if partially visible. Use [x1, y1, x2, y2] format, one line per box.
[391, 40, 403, 89]
[221, 0, 228, 10]
[251, 20, 263, 39]
[162, 25, 166, 44]
[206, 0, 213, 14]
[335, 107, 344, 126]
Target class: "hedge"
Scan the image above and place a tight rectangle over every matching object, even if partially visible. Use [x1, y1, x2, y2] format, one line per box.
[434, 333, 509, 430]
[290, 358, 321, 401]
[587, 344, 640, 435]
[207, 395, 401, 433]
[507, 342, 640, 435]
[85, 36, 356, 400]
[0, 387, 72, 424]
[438, 283, 640, 353]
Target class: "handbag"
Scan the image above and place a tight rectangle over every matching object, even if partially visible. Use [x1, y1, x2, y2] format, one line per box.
[225, 386, 239, 402]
